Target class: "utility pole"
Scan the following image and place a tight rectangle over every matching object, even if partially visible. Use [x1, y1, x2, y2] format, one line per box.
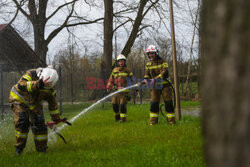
[59, 65, 63, 115]
[114, 21, 118, 60]
[169, 0, 181, 120]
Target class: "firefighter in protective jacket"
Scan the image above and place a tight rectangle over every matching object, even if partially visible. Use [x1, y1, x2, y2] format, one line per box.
[106, 54, 133, 122]
[143, 45, 175, 125]
[9, 66, 61, 155]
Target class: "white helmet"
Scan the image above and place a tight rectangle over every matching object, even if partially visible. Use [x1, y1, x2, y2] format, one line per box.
[117, 54, 126, 61]
[36, 67, 44, 77]
[146, 45, 158, 54]
[39, 67, 58, 89]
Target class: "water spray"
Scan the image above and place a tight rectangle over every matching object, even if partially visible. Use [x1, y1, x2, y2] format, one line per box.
[48, 83, 139, 141]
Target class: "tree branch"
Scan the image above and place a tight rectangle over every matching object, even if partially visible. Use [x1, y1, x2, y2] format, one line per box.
[46, 0, 77, 21]
[8, 8, 19, 25]
[142, 0, 160, 18]
[28, 0, 37, 19]
[113, 19, 132, 32]
[11, 0, 30, 19]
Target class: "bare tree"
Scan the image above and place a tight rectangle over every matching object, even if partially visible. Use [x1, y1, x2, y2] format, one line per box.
[102, 0, 113, 78]
[119, 0, 160, 57]
[184, 0, 200, 97]
[11, 0, 103, 63]
[201, 0, 250, 166]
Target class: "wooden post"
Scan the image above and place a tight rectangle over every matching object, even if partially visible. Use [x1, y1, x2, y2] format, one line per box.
[169, 0, 181, 120]
[139, 69, 142, 104]
[59, 66, 63, 115]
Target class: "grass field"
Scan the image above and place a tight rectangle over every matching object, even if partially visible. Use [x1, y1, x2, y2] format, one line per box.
[0, 102, 204, 167]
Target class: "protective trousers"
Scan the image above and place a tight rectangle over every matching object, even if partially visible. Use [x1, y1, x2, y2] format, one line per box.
[150, 83, 175, 125]
[112, 92, 128, 122]
[12, 103, 48, 152]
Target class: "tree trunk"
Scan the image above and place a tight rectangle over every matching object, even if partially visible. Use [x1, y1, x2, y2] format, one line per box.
[89, 0, 113, 100]
[33, 22, 48, 63]
[201, 0, 250, 167]
[121, 0, 148, 57]
[102, 0, 113, 77]
[184, 0, 200, 98]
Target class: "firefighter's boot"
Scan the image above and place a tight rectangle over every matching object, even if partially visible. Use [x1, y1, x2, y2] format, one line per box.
[113, 104, 120, 121]
[167, 113, 176, 125]
[15, 148, 23, 155]
[120, 104, 127, 122]
[115, 113, 120, 121]
[37, 147, 47, 153]
[149, 102, 159, 125]
[165, 101, 175, 124]
[120, 113, 127, 122]
[149, 112, 159, 125]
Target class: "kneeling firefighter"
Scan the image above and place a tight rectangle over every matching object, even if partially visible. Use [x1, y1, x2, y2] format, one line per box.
[142, 45, 175, 125]
[106, 54, 134, 122]
[9, 66, 61, 155]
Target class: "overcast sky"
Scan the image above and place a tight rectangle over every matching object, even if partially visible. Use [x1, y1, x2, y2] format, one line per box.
[0, 0, 199, 62]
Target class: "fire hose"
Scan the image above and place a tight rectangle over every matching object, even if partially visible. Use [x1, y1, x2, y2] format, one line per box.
[46, 118, 72, 143]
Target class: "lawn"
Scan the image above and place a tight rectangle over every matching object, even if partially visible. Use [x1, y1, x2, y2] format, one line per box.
[0, 102, 204, 167]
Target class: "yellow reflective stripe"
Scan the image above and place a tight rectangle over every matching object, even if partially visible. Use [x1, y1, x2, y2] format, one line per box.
[27, 81, 32, 92]
[113, 69, 118, 72]
[15, 130, 28, 138]
[40, 89, 50, 93]
[161, 81, 168, 84]
[29, 105, 37, 110]
[167, 114, 175, 118]
[146, 62, 151, 66]
[51, 90, 56, 96]
[144, 75, 149, 78]
[150, 112, 159, 117]
[49, 109, 59, 115]
[145, 66, 149, 70]
[118, 73, 128, 76]
[23, 75, 32, 81]
[34, 134, 48, 141]
[162, 63, 168, 68]
[129, 72, 133, 76]
[148, 64, 162, 70]
[120, 113, 127, 118]
[118, 89, 129, 92]
[158, 74, 163, 78]
[10, 91, 28, 105]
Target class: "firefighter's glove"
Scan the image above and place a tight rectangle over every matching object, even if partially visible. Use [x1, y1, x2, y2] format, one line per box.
[138, 79, 148, 86]
[51, 114, 61, 123]
[38, 79, 44, 89]
[106, 86, 112, 92]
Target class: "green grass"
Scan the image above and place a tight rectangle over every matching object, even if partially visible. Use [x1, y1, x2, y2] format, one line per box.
[179, 82, 199, 97]
[180, 100, 201, 107]
[0, 102, 204, 167]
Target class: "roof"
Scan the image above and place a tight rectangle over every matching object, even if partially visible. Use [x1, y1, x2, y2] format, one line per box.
[0, 24, 45, 72]
[0, 24, 7, 31]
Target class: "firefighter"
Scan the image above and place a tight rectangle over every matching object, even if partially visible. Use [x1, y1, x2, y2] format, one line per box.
[9, 66, 61, 155]
[106, 54, 133, 122]
[142, 45, 175, 125]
